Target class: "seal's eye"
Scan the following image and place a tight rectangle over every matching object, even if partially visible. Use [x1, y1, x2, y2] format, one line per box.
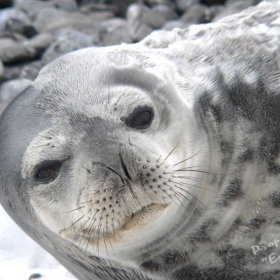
[35, 161, 61, 183]
[124, 107, 154, 129]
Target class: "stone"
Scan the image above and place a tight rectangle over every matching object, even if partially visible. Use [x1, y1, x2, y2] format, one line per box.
[0, 37, 37, 64]
[145, 0, 171, 6]
[0, 78, 32, 103]
[34, 8, 98, 34]
[25, 33, 54, 55]
[0, 7, 30, 32]
[5, 18, 37, 38]
[162, 20, 193, 30]
[151, 4, 178, 21]
[206, 5, 226, 22]
[42, 28, 98, 63]
[15, 1, 55, 18]
[126, 3, 166, 30]
[0, 61, 4, 81]
[103, 0, 136, 18]
[52, 0, 78, 12]
[2, 65, 21, 81]
[101, 18, 132, 46]
[175, 0, 199, 13]
[180, 4, 209, 23]
[130, 23, 153, 42]
[212, 0, 257, 22]
[20, 60, 43, 81]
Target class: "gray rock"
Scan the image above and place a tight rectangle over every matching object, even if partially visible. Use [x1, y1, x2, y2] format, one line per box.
[180, 4, 208, 23]
[126, 3, 166, 30]
[0, 78, 32, 103]
[101, 18, 132, 46]
[212, 0, 257, 22]
[103, 0, 136, 17]
[42, 28, 98, 63]
[34, 8, 98, 34]
[206, 5, 226, 22]
[15, 1, 55, 18]
[151, 4, 178, 21]
[145, 0, 171, 6]
[0, 61, 4, 81]
[2, 65, 21, 81]
[80, 3, 118, 15]
[25, 33, 54, 55]
[52, 0, 78, 12]
[162, 20, 193, 30]
[130, 22, 153, 42]
[16, 0, 77, 18]
[0, 8, 30, 32]
[20, 60, 44, 80]
[175, 0, 199, 13]
[4, 17, 37, 38]
[0, 37, 37, 64]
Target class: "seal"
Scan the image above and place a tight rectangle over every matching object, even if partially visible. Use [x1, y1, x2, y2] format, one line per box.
[1, 1, 280, 279]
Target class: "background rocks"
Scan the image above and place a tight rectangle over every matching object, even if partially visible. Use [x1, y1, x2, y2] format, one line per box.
[0, 0, 262, 111]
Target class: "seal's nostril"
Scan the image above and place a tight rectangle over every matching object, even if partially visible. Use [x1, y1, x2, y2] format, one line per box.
[120, 154, 132, 181]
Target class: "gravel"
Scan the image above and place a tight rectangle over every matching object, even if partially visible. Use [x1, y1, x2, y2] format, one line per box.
[0, 0, 262, 113]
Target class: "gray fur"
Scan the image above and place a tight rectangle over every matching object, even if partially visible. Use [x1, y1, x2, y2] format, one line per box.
[1, 1, 280, 279]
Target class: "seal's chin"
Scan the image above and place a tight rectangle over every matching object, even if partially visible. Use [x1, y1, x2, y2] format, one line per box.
[77, 203, 170, 241]
[60, 202, 174, 260]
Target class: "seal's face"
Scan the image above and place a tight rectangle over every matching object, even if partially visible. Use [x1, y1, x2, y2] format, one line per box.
[4, 47, 214, 264]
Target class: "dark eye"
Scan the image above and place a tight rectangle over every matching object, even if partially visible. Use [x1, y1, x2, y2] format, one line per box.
[35, 161, 61, 183]
[123, 107, 154, 129]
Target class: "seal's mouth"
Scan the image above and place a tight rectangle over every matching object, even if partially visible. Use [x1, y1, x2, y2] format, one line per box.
[76, 203, 170, 241]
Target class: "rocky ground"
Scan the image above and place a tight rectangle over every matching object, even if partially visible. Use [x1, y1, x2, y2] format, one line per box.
[0, 0, 262, 115]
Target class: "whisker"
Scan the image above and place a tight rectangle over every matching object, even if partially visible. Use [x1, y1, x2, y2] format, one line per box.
[164, 142, 181, 161]
[173, 150, 201, 167]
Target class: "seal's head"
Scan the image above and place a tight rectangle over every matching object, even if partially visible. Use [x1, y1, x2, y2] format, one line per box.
[0, 46, 214, 278]
[2, 1, 280, 279]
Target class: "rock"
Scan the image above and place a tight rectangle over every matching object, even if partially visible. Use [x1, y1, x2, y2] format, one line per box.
[101, 18, 132, 46]
[0, 61, 4, 81]
[145, 0, 171, 6]
[42, 28, 98, 63]
[20, 60, 43, 80]
[103, 0, 136, 17]
[2, 65, 21, 81]
[130, 22, 153, 42]
[25, 33, 54, 55]
[126, 3, 166, 29]
[80, 2, 118, 15]
[34, 8, 99, 34]
[0, 78, 32, 104]
[180, 4, 208, 23]
[151, 4, 178, 21]
[0, 37, 37, 64]
[52, 0, 78, 12]
[212, 0, 257, 22]
[5, 18, 37, 38]
[206, 5, 226, 22]
[0, 7, 30, 32]
[162, 20, 193, 30]
[175, 0, 199, 13]
[15, 1, 55, 18]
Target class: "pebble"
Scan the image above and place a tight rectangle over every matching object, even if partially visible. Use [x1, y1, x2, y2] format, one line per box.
[0, 0, 262, 117]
